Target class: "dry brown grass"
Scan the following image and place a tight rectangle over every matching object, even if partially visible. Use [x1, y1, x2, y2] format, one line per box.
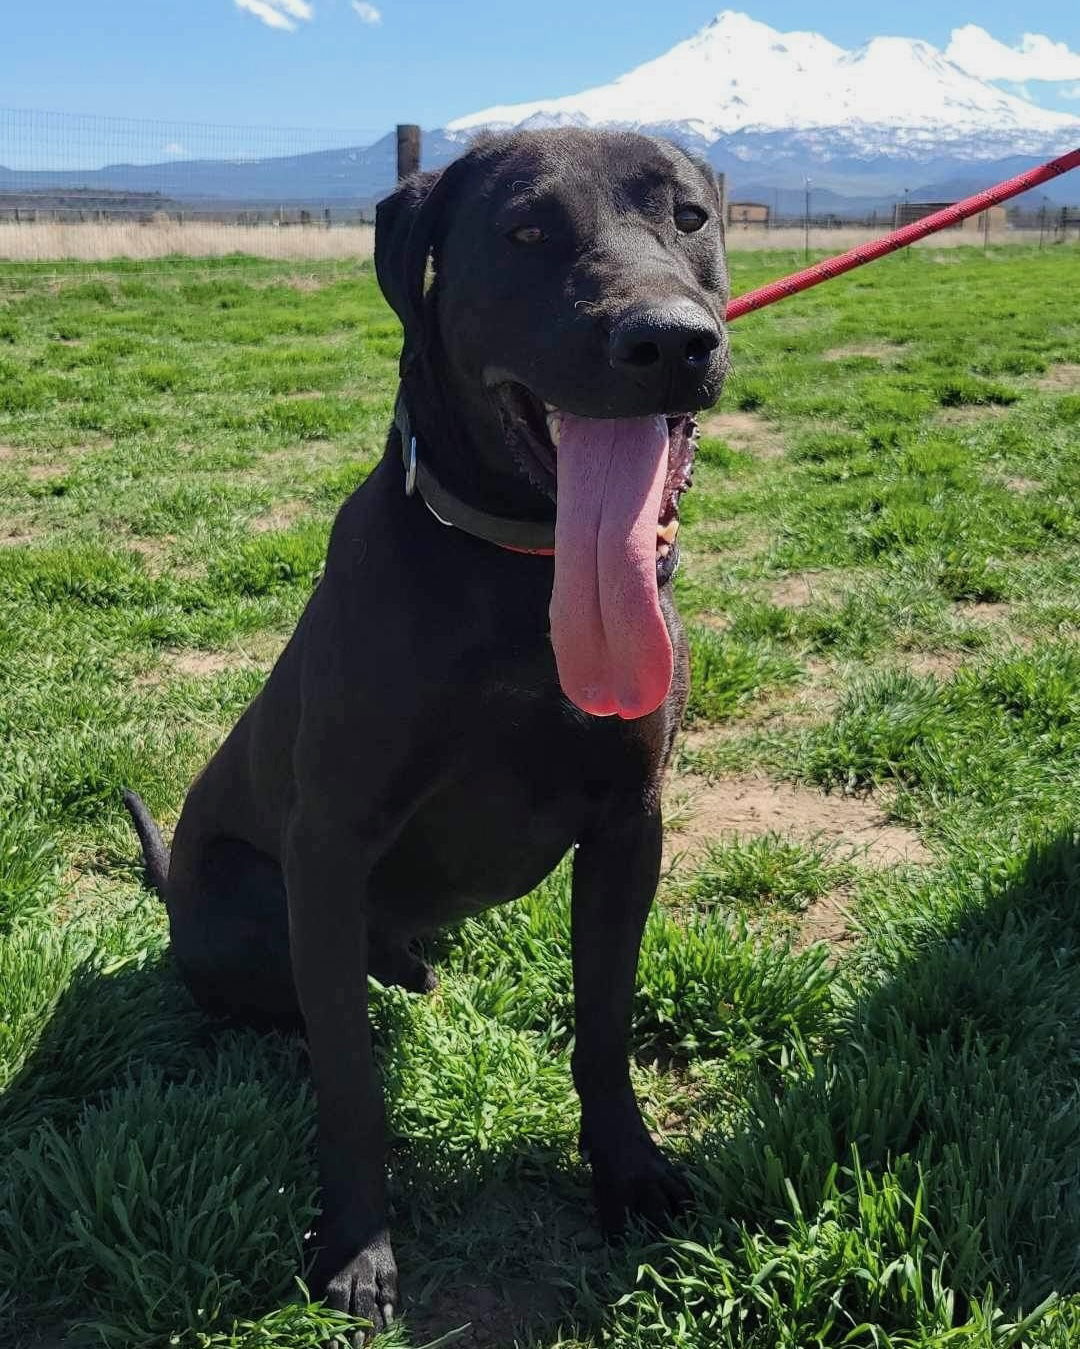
[723, 226, 1043, 251]
[0, 221, 1061, 264]
[0, 220, 375, 262]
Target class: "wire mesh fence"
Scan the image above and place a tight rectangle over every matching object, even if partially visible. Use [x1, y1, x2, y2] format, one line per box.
[0, 106, 398, 267]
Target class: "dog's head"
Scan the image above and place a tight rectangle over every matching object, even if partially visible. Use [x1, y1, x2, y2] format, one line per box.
[375, 129, 730, 720]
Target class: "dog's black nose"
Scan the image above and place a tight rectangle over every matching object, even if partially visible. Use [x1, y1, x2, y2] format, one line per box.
[609, 302, 721, 376]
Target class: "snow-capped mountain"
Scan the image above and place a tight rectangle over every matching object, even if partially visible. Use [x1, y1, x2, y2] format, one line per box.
[446, 10, 1079, 170]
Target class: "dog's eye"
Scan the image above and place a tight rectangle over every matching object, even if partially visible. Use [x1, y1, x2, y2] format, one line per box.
[508, 225, 545, 245]
[674, 205, 708, 234]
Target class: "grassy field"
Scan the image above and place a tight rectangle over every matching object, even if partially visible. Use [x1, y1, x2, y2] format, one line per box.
[0, 243, 1079, 1348]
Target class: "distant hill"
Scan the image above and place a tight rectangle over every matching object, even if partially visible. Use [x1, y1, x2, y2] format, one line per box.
[0, 132, 413, 208]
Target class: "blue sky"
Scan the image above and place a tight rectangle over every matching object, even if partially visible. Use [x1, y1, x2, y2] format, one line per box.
[4, 1, 1080, 139]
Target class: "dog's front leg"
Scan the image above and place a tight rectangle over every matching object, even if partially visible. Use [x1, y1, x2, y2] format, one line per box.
[571, 810, 692, 1234]
[285, 811, 397, 1338]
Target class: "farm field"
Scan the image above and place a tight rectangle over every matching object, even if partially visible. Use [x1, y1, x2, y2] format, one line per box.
[1, 244, 1079, 1348]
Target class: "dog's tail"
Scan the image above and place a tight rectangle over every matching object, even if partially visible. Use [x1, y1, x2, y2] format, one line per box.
[122, 790, 170, 900]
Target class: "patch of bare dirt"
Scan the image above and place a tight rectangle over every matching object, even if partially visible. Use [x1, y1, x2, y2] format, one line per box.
[168, 651, 247, 677]
[0, 519, 35, 546]
[936, 405, 1011, 426]
[126, 536, 170, 558]
[822, 342, 901, 363]
[251, 501, 307, 532]
[0, 444, 17, 461]
[124, 535, 179, 577]
[694, 610, 732, 632]
[665, 775, 930, 869]
[1034, 363, 1080, 392]
[409, 1279, 563, 1348]
[25, 463, 68, 482]
[769, 571, 838, 609]
[283, 388, 325, 400]
[954, 601, 1012, 624]
[698, 410, 785, 460]
[1003, 476, 1040, 494]
[258, 439, 337, 465]
[795, 891, 854, 951]
[28, 443, 100, 464]
[951, 601, 1033, 649]
[901, 651, 965, 679]
[284, 274, 328, 292]
[251, 273, 330, 292]
[135, 636, 286, 686]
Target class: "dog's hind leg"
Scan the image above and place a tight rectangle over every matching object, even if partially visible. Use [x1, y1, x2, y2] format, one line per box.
[168, 835, 304, 1033]
[168, 836, 437, 1032]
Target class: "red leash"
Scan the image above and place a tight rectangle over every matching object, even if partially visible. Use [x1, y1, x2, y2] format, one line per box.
[725, 145, 1080, 323]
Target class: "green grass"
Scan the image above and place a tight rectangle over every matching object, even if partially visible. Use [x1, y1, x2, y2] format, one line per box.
[0, 245, 1079, 1346]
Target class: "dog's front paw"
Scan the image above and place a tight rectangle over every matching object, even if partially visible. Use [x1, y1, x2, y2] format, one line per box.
[312, 1229, 398, 1344]
[586, 1128, 692, 1236]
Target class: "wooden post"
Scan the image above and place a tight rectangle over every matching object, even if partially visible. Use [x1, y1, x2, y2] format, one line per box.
[397, 124, 421, 181]
[803, 177, 811, 262]
[715, 171, 726, 228]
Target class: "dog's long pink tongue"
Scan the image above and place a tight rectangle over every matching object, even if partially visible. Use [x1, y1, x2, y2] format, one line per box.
[549, 414, 672, 719]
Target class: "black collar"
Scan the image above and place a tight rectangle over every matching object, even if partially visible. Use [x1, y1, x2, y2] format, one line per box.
[394, 392, 557, 555]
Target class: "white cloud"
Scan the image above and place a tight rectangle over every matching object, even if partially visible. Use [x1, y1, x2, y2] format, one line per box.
[351, 1, 382, 23]
[945, 24, 1080, 82]
[163, 142, 188, 157]
[1061, 84, 1080, 100]
[235, 0, 314, 32]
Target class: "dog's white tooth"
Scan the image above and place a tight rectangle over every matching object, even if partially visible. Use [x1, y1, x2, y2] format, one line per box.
[656, 519, 680, 545]
[657, 543, 671, 559]
[546, 410, 562, 446]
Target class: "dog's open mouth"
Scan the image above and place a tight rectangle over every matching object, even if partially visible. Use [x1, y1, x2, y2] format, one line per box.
[491, 380, 701, 721]
[491, 381, 697, 587]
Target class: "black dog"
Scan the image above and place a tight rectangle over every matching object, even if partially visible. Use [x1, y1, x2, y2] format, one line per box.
[125, 127, 729, 1334]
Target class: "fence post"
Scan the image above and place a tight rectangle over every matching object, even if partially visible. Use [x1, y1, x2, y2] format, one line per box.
[803, 177, 811, 262]
[397, 124, 421, 181]
[715, 172, 726, 230]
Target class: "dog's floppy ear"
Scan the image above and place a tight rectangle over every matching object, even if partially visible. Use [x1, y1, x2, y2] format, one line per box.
[375, 157, 470, 375]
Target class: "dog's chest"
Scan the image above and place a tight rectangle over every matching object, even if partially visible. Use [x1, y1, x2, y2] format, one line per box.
[369, 695, 659, 926]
